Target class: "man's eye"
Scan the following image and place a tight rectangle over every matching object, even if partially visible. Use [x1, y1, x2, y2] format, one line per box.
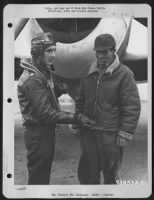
[102, 50, 108, 54]
[47, 50, 54, 53]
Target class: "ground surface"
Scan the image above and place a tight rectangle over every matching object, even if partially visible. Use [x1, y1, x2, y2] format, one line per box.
[14, 98, 148, 185]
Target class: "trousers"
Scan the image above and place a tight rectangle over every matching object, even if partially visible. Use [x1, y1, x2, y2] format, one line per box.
[24, 124, 55, 185]
[78, 129, 123, 184]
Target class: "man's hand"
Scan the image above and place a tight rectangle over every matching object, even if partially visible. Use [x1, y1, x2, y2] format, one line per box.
[116, 131, 133, 147]
[116, 135, 129, 146]
[77, 114, 96, 128]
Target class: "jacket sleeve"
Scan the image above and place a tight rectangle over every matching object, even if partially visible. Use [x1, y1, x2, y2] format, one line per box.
[75, 79, 85, 115]
[22, 76, 75, 124]
[119, 70, 141, 136]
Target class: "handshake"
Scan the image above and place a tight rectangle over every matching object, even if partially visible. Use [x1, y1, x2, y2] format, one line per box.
[74, 113, 96, 128]
[58, 112, 96, 128]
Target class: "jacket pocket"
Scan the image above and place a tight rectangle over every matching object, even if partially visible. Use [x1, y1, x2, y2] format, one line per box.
[99, 101, 118, 112]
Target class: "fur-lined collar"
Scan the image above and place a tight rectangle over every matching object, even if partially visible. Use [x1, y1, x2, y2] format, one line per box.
[88, 54, 120, 75]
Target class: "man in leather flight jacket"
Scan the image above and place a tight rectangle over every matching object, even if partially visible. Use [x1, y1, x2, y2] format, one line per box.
[17, 32, 95, 185]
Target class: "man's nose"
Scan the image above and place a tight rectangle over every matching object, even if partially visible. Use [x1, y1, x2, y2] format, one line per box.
[98, 53, 104, 58]
[51, 51, 56, 57]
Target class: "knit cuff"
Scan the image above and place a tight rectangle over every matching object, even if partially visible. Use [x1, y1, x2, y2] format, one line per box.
[118, 131, 133, 141]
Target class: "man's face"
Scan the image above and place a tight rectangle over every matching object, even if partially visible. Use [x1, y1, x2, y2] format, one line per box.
[41, 45, 56, 67]
[95, 48, 115, 68]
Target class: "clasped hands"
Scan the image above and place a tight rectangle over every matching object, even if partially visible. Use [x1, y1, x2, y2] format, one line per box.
[76, 113, 96, 128]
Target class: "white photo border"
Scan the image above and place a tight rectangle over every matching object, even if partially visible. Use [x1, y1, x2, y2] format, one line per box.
[3, 3, 152, 198]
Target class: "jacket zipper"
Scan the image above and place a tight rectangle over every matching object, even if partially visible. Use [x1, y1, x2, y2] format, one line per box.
[93, 76, 101, 116]
[93, 70, 107, 116]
